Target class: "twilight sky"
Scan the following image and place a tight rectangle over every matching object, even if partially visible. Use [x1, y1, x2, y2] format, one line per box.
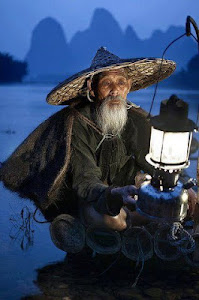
[1, 0, 199, 60]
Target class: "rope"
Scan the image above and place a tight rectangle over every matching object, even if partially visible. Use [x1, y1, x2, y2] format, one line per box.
[126, 102, 140, 110]
[154, 222, 196, 260]
[132, 235, 145, 287]
[95, 133, 118, 151]
[154, 223, 181, 261]
[33, 207, 50, 224]
[72, 108, 103, 136]
[168, 222, 196, 255]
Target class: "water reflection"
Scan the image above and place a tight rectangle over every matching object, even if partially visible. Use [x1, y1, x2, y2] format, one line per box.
[23, 252, 199, 299]
[0, 85, 198, 299]
[9, 206, 35, 251]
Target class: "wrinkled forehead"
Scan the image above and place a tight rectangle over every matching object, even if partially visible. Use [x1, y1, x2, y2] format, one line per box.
[98, 68, 129, 79]
[91, 68, 129, 88]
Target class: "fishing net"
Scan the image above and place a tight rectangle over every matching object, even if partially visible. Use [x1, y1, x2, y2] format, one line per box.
[86, 226, 121, 254]
[154, 224, 182, 261]
[121, 226, 153, 261]
[50, 214, 86, 253]
[154, 222, 196, 261]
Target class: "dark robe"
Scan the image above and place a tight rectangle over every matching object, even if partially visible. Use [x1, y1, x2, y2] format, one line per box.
[0, 99, 152, 220]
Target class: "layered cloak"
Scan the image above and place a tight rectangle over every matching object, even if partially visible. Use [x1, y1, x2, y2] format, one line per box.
[0, 99, 152, 219]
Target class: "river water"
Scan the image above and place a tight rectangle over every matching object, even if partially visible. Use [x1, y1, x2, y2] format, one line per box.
[0, 84, 198, 299]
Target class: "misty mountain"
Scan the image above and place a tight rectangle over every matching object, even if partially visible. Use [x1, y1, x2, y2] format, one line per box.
[25, 17, 71, 80]
[69, 8, 124, 72]
[140, 26, 197, 70]
[24, 8, 197, 82]
[162, 54, 199, 89]
[122, 26, 141, 55]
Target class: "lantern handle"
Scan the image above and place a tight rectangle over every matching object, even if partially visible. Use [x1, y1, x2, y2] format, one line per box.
[148, 16, 199, 118]
[186, 16, 199, 43]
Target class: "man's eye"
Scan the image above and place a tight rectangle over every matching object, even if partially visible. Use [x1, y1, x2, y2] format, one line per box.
[118, 80, 126, 86]
[102, 81, 110, 86]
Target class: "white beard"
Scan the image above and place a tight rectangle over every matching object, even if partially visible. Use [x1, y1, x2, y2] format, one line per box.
[96, 96, 128, 135]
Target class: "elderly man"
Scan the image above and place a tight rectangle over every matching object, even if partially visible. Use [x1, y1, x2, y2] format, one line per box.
[70, 67, 150, 232]
[0, 47, 197, 253]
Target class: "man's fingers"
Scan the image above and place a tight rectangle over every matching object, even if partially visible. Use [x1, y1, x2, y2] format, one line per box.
[111, 185, 138, 207]
[135, 172, 151, 188]
[125, 185, 138, 196]
[124, 195, 137, 205]
[111, 185, 138, 196]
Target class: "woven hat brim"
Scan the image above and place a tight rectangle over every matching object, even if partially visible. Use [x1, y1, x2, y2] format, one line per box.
[47, 58, 176, 105]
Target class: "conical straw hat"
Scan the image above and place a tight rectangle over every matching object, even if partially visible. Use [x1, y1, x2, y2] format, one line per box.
[47, 47, 176, 105]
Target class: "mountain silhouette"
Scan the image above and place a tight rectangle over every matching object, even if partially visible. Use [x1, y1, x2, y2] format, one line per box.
[122, 26, 141, 55]
[162, 54, 199, 89]
[141, 26, 197, 69]
[24, 9, 197, 82]
[69, 8, 124, 72]
[25, 17, 71, 81]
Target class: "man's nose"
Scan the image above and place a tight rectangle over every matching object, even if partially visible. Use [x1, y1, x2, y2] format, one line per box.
[109, 83, 119, 96]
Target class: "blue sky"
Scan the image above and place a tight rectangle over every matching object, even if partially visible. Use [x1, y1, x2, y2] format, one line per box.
[1, 0, 199, 60]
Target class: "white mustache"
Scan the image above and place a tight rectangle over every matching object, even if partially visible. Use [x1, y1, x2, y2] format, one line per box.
[102, 95, 126, 104]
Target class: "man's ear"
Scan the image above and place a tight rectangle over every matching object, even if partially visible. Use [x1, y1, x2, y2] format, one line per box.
[127, 78, 132, 92]
[87, 79, 95, 97]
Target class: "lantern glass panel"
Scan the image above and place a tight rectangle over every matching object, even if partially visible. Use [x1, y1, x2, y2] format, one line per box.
[150, 127, 164, 162]
[161, 132, 190, 164]
[149, 127, 191, 165]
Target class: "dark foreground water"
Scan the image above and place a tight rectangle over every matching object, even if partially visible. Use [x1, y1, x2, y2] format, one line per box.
[0, 84, 198, 299]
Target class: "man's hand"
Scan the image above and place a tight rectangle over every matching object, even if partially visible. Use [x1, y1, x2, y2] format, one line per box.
[110, 185, 138, 205]
[104, 185, 138, 216]
[135, 171, 151, 188]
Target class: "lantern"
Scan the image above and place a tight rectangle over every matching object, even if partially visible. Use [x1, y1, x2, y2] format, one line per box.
[136, 95, 197, 222]
[146, 94, 196, 172]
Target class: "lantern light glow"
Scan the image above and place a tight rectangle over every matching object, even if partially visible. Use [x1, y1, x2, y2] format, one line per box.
[146, 127, 192, 170]
[136, 95, 197, 223]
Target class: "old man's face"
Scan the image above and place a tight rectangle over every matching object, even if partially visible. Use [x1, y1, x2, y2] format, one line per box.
[95, 69, 132, 102]
[88, 69, 132, 135]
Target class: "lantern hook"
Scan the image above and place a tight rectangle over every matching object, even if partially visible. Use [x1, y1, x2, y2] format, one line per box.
[186, 16, 199, 45]
[148, 16, 199, 118]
